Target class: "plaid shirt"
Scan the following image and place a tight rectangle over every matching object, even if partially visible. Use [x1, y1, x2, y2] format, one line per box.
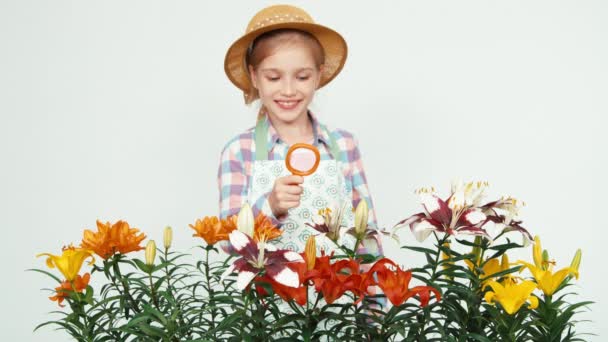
[217, 112, 383, 255]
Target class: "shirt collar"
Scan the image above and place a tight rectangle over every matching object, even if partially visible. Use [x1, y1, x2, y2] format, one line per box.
[264, 110, 330, 149]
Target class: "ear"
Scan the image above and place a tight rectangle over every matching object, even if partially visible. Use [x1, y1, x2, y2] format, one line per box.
[248, 65, 258, 89]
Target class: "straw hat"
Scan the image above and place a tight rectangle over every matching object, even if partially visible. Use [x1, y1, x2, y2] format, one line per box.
[224, 5, 348, 103]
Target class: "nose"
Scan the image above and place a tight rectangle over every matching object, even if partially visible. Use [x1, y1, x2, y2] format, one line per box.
[281, 78, 296, 97]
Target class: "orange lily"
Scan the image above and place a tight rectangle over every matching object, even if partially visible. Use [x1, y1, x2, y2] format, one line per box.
[190, 216, 236, 245]
[81, 220, 146, 259]
[37, 245, 95, 281]
[49, 273, 91, 307]
[253, 212, 282, 243]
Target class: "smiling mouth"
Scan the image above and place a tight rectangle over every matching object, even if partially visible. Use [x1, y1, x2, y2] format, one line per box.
[275, 100, 301, 110]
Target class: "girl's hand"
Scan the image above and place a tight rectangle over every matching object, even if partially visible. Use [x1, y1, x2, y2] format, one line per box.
[268, 175, 304, 219]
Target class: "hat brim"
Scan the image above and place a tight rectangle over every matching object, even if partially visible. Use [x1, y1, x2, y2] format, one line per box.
[224, 22, 348, 92]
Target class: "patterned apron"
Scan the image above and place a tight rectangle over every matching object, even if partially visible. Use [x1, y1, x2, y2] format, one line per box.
[248, 116, 356, 253]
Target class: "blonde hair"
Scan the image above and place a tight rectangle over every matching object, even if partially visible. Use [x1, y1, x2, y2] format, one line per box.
[244, 29, 325, 120]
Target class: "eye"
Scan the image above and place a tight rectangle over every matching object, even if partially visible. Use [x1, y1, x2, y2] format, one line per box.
[297, 76, 311, 81]
[266, 76, 280, 82]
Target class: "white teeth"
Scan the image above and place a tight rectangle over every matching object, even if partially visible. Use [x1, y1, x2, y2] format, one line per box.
[276, 100, 299, 108]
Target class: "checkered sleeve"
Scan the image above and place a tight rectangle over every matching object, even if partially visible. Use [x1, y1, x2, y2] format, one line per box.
[218, 135, 249, 220]
[218, 132, 286, 227]
[340, 132, 387, 310]
[343, 132, 384, 257]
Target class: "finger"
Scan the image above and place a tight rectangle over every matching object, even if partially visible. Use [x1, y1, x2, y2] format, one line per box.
[282, 175, 304, 185]
[279, 200, 301, 210]
[277, 193, 300, 202]
[283, 185, 303, 195]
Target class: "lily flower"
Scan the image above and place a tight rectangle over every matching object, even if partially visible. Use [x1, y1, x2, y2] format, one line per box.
[517, 261, 577, 296]
[306, 202, 348, 242]
[255, 238, 317, 306]
[517, 236, 579, 296]
[252, 212, 282, 243]
[394, 188, 491, 242]
[37, 245, 95, 281]
[190, 216, 236, 245]
[466, 253, 517, 286]
[484, 279, 539, 314]
[317, 258, 365, 304]
[449, 179, 488, 208]
[367, 258, 441, 307]
[49, 273, 91, 307]
[481, 196, 533, 246]
[81, 220, 146, 259]
[221, 230, 304, 290]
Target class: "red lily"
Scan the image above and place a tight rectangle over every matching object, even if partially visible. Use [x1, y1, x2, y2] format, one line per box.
[367, 259, 441, 307]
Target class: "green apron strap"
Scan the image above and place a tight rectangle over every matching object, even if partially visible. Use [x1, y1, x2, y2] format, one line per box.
[320, 123, 342, 162]
[254, 116, 269, 162]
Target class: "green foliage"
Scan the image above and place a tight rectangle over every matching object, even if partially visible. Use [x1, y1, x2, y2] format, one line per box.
[33, 233, 592, 341]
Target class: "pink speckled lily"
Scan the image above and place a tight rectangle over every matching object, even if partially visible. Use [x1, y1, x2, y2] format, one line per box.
[394, 186, 491, 242]
[221, 230, 304, 290]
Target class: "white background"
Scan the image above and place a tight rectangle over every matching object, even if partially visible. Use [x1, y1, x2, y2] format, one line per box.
[1, 1, 606, 340]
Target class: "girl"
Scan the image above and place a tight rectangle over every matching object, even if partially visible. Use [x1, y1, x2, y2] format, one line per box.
[219, 4, 382, 255]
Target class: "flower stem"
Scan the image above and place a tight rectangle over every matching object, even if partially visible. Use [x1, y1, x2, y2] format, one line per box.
[148, 272, 160, 310]
[204, 246, 217, 338]
[111, 255, 140, 314]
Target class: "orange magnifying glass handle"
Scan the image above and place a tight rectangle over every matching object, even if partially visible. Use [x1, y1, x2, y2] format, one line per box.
[285, 143, 320, 176]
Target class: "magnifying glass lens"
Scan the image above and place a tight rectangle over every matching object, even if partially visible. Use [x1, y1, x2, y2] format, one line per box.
[285, 143, 320, 176]
[289, 148, 317, 173]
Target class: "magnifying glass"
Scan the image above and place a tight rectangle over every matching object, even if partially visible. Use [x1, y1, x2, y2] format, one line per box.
[285, 143, 320, 176]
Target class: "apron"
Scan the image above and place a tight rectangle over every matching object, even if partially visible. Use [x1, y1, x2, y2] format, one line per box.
[248, 116, 356, 254]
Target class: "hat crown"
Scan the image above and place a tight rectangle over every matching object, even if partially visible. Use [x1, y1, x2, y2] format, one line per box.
[246, 5, 314, 33]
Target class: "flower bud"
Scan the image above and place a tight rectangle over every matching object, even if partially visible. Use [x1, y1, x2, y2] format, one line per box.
[471, 236, 482, 266]
[237, 203, 255, 237]
[305, 236, 316, 270]
[570, 249, 582, 273]
[532, 236, 542, 269]
[441, 241, 453, 280]
[354, 199, 369, 237]
[501, 253, 509, 271]
[145, 240, 156, 266]
[163, 226, 173, 250]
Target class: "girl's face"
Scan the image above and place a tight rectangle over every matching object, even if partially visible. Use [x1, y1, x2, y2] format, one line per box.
[249, 43, 323, 124]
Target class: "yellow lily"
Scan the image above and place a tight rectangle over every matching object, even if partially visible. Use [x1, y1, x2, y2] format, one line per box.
[484, 279, 539, 315]
[465, 253, 513, 286]
[520, 235, 580, 296]
[517, 261, 578, 296]
[37, 245, 95, 281]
